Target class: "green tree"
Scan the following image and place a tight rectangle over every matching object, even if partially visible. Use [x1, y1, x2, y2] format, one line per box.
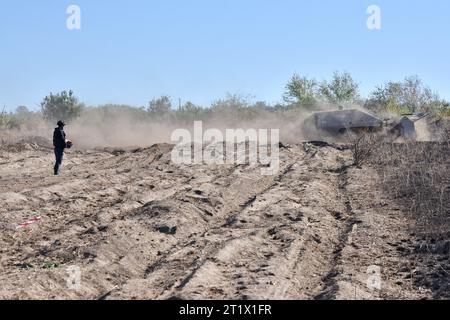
[0, 106, 21, 130]
[283, 74, 318, 106]
[368, 76, 444, 114]
[319, 71, 360, 105]
[148, 96, 172, 115]
[439, 102, 450, 117]
[0, 106, 8, 129]
[41, 90, 84, 122]
[211, 94, 249, 112]
[15, 106, 31, 123]
[179, 101, 202, 113]
[176, 101, 204, 122]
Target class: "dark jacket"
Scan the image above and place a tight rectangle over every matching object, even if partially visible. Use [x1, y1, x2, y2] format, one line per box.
[53, 127, 67, 149]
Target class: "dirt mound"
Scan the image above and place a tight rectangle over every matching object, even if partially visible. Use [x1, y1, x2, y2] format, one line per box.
[0, 136, 53, 153]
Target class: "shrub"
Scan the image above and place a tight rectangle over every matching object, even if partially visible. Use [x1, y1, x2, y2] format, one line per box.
[347, 130, 381, 167]
[41, 90, 84, 122]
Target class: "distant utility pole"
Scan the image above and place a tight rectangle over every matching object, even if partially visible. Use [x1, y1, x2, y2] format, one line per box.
[179, 98, 182, 110]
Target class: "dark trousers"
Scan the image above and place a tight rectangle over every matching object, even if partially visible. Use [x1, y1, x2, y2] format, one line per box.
[54, 148, 64, 175]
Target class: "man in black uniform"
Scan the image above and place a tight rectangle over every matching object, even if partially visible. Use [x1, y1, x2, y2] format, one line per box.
[53, 120, 67, 175]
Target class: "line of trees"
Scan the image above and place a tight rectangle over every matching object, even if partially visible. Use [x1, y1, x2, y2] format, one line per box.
[1, 72, 449, 130]
[283, 72, 449, 115]
[283, 71, 361, 107]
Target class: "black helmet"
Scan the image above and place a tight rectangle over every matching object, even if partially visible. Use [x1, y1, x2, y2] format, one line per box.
[57, 120, 65, 127]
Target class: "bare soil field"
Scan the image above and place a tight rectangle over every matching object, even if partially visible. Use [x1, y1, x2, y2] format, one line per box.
[0, 139, 449, 300]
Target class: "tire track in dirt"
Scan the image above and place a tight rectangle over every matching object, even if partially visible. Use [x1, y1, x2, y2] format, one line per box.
[313, 165, 358, 300]
[159, 152, 307, 299]
[113, 158, 297, 299]
[247, 146, 351, 299]
[147, 145, 354, 300]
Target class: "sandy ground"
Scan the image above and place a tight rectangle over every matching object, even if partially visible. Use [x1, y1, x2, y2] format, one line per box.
[0, 139, 448, 300]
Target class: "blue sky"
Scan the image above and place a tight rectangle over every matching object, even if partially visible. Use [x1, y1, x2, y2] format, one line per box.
[0, 0, 449, 111]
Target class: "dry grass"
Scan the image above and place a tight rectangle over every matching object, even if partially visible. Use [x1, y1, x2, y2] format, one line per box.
[370, 142, 450, 234]
[439, 125, 450, 143]
[343, 123, 450, 297]
[368, 141, 450, 298]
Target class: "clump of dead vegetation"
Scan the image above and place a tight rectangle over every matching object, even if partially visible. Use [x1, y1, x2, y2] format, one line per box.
[346, 130, 383, 167]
